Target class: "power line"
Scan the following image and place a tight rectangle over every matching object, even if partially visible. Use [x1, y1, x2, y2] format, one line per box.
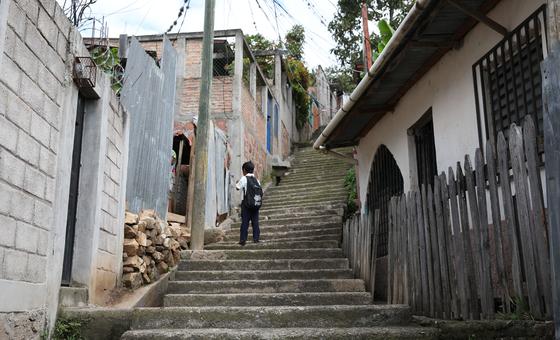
[247, 0, 259, 31]
[166, 0, 192, 34]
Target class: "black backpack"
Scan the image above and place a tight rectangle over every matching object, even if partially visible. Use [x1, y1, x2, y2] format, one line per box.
[243, 176, 263, 209]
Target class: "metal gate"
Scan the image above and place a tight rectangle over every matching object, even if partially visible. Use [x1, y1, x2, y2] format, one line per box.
[366, 145, 403, 257]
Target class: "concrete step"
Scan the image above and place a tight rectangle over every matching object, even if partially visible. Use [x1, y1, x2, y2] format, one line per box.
[164, 292, 372, 307]
[178, 258, 349, 271]
[122, 326, 438, 339]
[270, 179, 345, 191]
[259, 203, 345, 215]
[166, 279, 366, 294]
[262, 199, 347, 209]
[219, 233, 342, 244]
[280, 174, 347, 183]
[231, 215, 341, 228]
[261, 209, 342, 220]
[264, 189, 348, 200]
[224, 227, 341, 241]
[264, 193, 347, 205]
[126, 305, 412, 329]
[226, 223, 341, 237]
[174, 269, 353, 281]
[265, 185, 347, 196]
[205, 240, 339, 250]
[181, 249, 345, 260]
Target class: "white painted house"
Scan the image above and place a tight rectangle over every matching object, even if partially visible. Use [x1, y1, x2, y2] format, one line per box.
[315, 0, 549, 259]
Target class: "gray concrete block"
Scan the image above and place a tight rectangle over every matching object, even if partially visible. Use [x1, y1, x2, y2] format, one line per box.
[16, 131, 40, 166]
[38, 0, 56, 17]
[42, 42, 65, 83]
[53, 5, 70, 40]
[43, 95, 60, 126]
[37, 7, 57, 48]
[19, 0, 40, 24]
[0, 182, 15, 215]
[38, 66, 59, 102]
[37, 228, 48, 255]
[0, 149, 26, 188]
[58, 287, 88, 307]
[0, 116, 19, 153]
[10, 190, 34, 223]
[0, 247, 4, 278]
[44, 177, 54, 203]
[14, 35, 40, 81]
[55, 30, 67, 58]
[33, 199, 51, 230]
[3, 248, 28, 281]
[6, 91, 32, 130]
[3, 27, 17, 57]
[0, 57, 22, 94]
[15, 220, 39, 253]
[7, 2, 26, 38]
[20, 74, 45, 116]
[30, 112, 50, 147]
[48, 126, 58, 153]
[38, 145, 55, 176]
[0, 214, 17, 247]
[26, 253, 46, 282]
[23, 164, 46, 198]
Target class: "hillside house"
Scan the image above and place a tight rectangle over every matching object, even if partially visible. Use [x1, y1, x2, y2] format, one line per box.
[99, 31, 298, 227]
[315, 0, 551, 299]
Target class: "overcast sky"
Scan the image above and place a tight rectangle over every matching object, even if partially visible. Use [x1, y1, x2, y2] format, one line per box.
[57, 0, 341, 69]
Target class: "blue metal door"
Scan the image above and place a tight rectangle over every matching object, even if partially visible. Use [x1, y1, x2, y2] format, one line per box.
[267, 93, 273, 153]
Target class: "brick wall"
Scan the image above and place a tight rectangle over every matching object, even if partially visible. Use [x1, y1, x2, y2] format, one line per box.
[241, 85, 267, 179]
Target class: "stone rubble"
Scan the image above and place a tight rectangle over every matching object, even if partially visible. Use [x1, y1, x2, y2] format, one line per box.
[121, 210, 191, 289]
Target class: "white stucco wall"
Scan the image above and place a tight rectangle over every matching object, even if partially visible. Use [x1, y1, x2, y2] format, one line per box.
[356, 0, 546, 209]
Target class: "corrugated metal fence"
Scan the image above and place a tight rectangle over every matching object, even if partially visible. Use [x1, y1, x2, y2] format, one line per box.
[121, 37, 177, 218]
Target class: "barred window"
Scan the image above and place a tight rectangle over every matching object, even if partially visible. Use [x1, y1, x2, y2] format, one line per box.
[473, 6, 547, 149]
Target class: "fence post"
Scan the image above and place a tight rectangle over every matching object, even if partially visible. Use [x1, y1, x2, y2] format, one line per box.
[542, 4, 560, 332]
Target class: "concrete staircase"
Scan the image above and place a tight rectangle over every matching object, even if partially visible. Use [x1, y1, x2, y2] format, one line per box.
[121, 147, 436, 339]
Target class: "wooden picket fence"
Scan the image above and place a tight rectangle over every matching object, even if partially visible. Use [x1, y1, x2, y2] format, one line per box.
[387, 116, 552, 320]
[342, 209, 378, 296]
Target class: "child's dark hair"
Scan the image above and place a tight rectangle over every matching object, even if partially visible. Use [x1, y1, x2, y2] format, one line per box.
[242, 161, 255, 174]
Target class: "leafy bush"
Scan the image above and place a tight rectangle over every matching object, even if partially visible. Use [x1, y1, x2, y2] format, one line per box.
[50, 318, 84, 340]
[344, 168, 357, 218]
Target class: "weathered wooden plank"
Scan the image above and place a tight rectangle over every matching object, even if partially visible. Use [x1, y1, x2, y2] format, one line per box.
[427, 183, 443, 318]
[448, 168, 469, 319]
[416, 190, 430, 315]
[421, 185, 436, 317]
[457, 164, 481, 319]
[440, 173, 460, 318]
[387, 198, 396, 303]
[399, 194, 408, 304]
[474, 150, 496, 318]
[464, 155, 489, 317]
[523, 116, 552, 317]
[541, 43, 560, 337]
[434, 176, 452, 318]
[400, 194, 410, 305]
[410, 192, 421, 312]
[497, 132, 524, 302]
[509, 125, 543, 317]
[370, 209, 380, 303]
[485, 139, 511, 313]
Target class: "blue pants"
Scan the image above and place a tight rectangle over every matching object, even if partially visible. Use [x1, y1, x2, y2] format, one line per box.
[240, 207, 260, 242]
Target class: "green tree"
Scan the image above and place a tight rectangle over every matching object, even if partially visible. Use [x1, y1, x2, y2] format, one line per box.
[245, 33, 277, 79]
[327, 1, 410, 93]
[285, 25, 305, 60]
[328, 0, 412, 67]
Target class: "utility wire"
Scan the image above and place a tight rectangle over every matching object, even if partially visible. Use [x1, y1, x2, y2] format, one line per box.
[166, 0, 191, 34]
[247, 0, 259, 31]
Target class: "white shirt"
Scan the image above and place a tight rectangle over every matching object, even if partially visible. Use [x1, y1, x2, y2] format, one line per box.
[236, 174, 260, 196]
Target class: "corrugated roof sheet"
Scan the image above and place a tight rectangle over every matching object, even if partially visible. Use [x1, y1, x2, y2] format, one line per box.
[324, 0, 500, 148]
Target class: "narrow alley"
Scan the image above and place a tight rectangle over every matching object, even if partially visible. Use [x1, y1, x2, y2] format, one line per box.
[114, 146, 437, 339]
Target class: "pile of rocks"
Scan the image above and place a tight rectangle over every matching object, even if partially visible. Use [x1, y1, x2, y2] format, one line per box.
[121, 210, 190, 289]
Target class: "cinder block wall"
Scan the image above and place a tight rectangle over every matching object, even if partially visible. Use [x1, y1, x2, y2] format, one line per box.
[0, 0, 129, 336]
